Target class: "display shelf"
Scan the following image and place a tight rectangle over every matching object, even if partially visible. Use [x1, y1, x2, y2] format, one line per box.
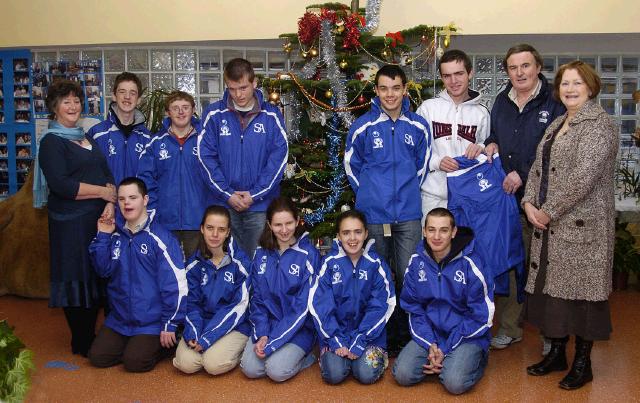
[0, 49, 35, 200]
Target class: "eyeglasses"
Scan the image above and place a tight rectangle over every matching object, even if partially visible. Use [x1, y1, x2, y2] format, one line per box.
[169, 105, 193, 113]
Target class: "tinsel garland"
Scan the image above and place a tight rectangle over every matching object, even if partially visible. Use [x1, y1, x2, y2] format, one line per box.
[319, 19, 354, 128]
[360, 0, 381, 33]
[282, 92, 304, 140]
[300, 57, 320, 80]
[304, 104, 345, 226]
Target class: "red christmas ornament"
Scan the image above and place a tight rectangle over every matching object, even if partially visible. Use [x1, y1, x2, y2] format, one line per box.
[385, 31, 405, 48]
[342, 14, 362, 50]
[357, 95, 367, 104]
[298, 12, 322, 46]
[320, 8, 338, 24]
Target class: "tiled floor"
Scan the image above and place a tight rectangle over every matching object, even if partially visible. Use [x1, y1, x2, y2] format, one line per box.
[2, 290, 639, 402]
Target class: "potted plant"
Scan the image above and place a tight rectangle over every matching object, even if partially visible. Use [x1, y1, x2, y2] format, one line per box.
[138, 88, 174, 133]
[613, 218, 640, 290]
[0, 320, 34, 402]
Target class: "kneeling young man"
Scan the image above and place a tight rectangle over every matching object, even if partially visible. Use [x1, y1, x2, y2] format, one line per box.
[393, 208, 494, 394]
[88, 177, 187, 372]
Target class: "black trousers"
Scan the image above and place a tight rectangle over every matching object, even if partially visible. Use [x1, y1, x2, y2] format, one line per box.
[63, 306, 99, 357]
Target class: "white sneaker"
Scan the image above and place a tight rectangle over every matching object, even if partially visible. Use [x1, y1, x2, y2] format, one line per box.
[491, 334, 523, 350]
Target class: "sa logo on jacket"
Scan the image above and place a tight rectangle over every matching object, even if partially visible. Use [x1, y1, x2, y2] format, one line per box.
[454, 270, 466, 284]
[289, 263, 300, 276]
[372, 131, 384, 149]
[253, 123, 266, 134]
[224, 271, 234, 283]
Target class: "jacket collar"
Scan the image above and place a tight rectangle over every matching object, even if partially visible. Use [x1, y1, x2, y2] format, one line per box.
[371, 96, 410, 119]
[500, 73, 551, 106]
[419, 226, 475, 266]
[108, 102, 147, 129]
[160, 116, 202, 137]
[568, 100, 605, 125]
[438, 88, 482, 105]
[116, 209, 157, 237]
[222, 88, 265, 111]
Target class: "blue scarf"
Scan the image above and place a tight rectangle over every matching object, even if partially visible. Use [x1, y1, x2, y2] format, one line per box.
[33, 121, 86, 208]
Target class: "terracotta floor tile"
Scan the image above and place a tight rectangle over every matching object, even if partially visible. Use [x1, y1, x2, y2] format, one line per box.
[2, 290, 639, 402]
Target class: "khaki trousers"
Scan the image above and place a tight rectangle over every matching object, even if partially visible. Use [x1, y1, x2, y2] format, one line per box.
[173, 331, 248, 375]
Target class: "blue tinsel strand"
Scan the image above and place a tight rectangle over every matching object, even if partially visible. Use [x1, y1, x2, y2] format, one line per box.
[304, 102, 345, 225]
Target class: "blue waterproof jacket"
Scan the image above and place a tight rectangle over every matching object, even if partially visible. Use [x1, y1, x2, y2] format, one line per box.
[89, 210, 188, 336]
[249, 233, 319, 357]
[137, 116, 213, 231]
[183, 237, 251, 351]
[447, 154, 525, 298]
[401, 228, 494, 356]
[484, 74, 565, 204]
[344, 96, 430, 224]
[197, 90, 288, 212]
[87, 103, 152, 186]
[309, 239, 396, 357]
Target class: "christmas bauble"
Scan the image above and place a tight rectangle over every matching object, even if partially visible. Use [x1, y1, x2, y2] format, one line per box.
[309, 47, 319, 58]
[339, 60, 348, 69]
[325, 89, 333, 98]
[268, 91, 280, 104]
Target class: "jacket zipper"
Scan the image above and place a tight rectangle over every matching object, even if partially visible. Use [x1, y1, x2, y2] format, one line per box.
[178, 139, 184, 229]
[391, 124, 397, 222]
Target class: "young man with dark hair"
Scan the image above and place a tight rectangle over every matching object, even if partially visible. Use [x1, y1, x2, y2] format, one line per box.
[417, 49, 490, 219]
[344, 64, 431, 354]
[393, 208, 494, 395]
[198, 58, 288, 258]
[88, 177, 187, 372]
[484, 44, 565, 351]
[87, 72, 151, 186]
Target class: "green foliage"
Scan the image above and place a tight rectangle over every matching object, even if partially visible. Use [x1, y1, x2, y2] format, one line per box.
[617, 165, 640, 200]
[0, 321, 34, 402]
[614, 219, 640, 273]
[139, 88, 174, 133]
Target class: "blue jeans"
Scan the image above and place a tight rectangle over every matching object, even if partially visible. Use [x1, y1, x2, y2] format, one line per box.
[240, 341, 315, 382]
[393, 340, 489, 395]
[368, 220, 422, 285]
[228, 209, 266, 259]
[320, 347, 386, 385]
[369, 220, 422, 347]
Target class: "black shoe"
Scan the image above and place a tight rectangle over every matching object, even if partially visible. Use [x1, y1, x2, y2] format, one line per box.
[527, 336, 568, 376]
[559, 336, 593, 390]
[387, 344, 402, 359]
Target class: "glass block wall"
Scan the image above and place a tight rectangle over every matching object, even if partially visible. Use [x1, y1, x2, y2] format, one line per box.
[470, 54, 639, 166]
[33, 47, 286, 113]
[31, 47, 639, 161]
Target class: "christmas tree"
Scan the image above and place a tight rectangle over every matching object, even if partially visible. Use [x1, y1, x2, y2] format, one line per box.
[261, 1, 459, 241]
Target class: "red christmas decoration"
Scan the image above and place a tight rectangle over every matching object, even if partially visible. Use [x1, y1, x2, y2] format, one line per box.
[320, 8, 338, 24]
[342, 13, 362, 49]
[298, 12, 322, 46]
[385, 31, 405, 48]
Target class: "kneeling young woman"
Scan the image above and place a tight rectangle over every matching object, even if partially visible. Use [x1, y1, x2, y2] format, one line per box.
[240, 197, 319, 382]
[173, 206, 251, 375]
[309, 210, 396, 384]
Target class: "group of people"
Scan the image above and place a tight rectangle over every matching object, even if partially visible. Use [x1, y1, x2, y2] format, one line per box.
[34, 42, 618, 394]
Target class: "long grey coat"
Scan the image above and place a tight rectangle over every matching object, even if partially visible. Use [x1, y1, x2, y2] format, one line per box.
[521, 100, 618, 301]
